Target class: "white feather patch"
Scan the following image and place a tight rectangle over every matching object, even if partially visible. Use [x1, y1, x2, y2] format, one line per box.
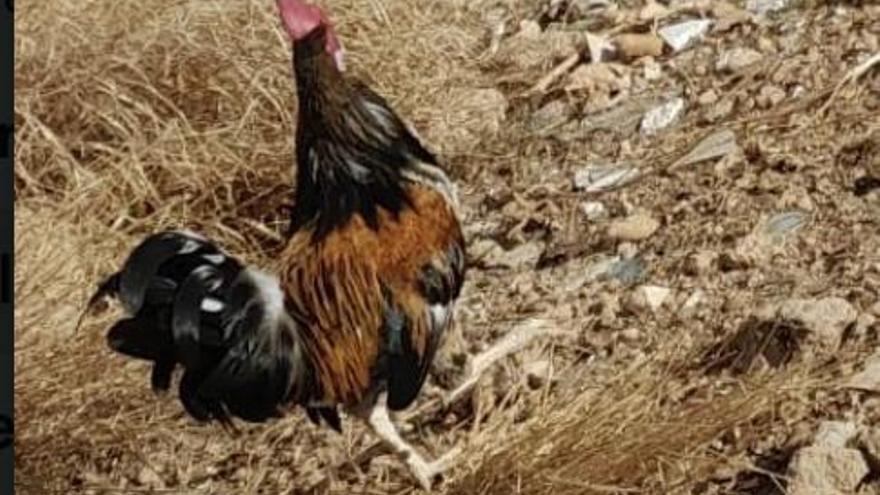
[243, 268, 287, 324]
[201, 298, 225, 313]
[428, 303, 451, 332]
[202, 253, 225, 265]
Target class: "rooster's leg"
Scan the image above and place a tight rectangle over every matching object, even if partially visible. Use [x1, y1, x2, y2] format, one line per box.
[443, 317, 560, 406]
[359, 392, 460, 490]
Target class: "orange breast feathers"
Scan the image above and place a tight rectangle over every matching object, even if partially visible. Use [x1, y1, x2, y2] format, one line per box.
[278, 185, 465, 409]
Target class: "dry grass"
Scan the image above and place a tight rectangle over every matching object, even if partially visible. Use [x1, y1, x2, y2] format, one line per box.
[14, 0, 880, 493]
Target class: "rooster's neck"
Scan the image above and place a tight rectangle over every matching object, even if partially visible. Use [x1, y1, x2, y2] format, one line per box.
[288, 43, 442, 242]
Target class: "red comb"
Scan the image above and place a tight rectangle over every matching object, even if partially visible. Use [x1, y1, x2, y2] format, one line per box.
[276, 0, 344, 70]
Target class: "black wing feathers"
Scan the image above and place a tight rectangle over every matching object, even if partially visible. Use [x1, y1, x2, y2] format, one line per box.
[386, 242, 466, 411]
[89, 230, 301, 426]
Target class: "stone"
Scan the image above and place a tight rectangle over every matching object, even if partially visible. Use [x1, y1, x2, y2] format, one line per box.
[639, 0, 670, 21]
[643, 57, 663, 81]
[579, 201, 608, 221]
[608, 213, 660, 241]
[573, 164, 641, 192]
[685, 250, 717, 276]
[607, 257, 648, 285]
[746, 0, 790, 15]
[493, 241, 544, 270]
[705, 98, 735, 122]
[787, 446, 868, 495]
[756, 84, 786, 108]
[814, 421, 858, 448]
[776, 297, 857, 347]
[565, 63, 629, 94]
[614, 33, 664, 59]
[670, 129, 738, 169]
[619, 327, 641, 342]
[616, 242, 639, 260]
[697, 89, 718, 106]
[845, 352, 880, 392]
[530, 100, 571, 132]
[624, 285, 671, 314]
[641, 97, 685, 134]
[680, 290, 706, 315]
[761, 211, 811, 239]
[641, 285, 671, 312]
[716, 48, 763, 73]
[471, 239, 543, 270]
[137, 466, 164, 488]
[658, 20, 713, 53]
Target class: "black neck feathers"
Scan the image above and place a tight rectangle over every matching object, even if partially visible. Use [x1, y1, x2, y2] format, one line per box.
[288, 28, 438, 241]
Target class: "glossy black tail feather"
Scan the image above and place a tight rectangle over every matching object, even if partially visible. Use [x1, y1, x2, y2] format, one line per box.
[89, 230, 300, 426]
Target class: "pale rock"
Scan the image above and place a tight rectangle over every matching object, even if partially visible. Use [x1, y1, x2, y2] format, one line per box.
[640, 0, 670, 21]
[625, 285, 671, 314]
[681, 289, 706, 315]
[845, 352, 880, 392]
[716, 48, 763, 73]
[641, 285, 672, 312]
[493, 241, 544, 269]
[578, 93, 666, 134]
[619, 327, 641, 342]
[518, 19, 542, 38]
[573, 163, 641, 192]
[608, 257, 648, 285]
[776, 297, 857, 347]
[608, 213, 660, 241]
[705, 98, 735, 122]
[564, 63, 629, 94]
[712, 2, 755, 31]
[580, 201, 608, 221]
[529, 100, 571, 132]
[670, 129, 738, 169]
[697, 89, 718, 106]
[814, 421, 858, 448]
[746, 0, 790, 15]
[757, 36, 775, 54]
[658, 20, 713, 53]
[614, 33, 664, 59]
[641, 97, 685, 134]
[787, 446, 868, 495]
[470, 238, 504, 261]
[761, 211, 811, 239]
[617, 242, 639, 260]
[643, 57, 663, 81]
[137, 466, 164, 488]
[756, 84, 786, 108]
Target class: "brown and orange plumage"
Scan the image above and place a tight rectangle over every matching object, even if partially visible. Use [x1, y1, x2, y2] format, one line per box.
[282, 185, 463, 410]
[84, 0, 466, 489]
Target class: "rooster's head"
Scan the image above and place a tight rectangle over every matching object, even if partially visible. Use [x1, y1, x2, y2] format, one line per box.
[277, 0, 344, 71]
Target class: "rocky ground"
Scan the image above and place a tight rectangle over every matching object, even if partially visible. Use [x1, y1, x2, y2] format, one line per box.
[14, 0, 880, 494]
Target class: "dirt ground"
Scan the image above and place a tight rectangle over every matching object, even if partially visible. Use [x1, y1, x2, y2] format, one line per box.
[13, 0, 880, 494]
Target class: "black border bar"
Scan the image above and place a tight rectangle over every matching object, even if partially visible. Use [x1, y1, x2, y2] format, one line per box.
[1, 0, 14, 492]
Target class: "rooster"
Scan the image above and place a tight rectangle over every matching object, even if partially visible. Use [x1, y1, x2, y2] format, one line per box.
[84, 0, 466, 489]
